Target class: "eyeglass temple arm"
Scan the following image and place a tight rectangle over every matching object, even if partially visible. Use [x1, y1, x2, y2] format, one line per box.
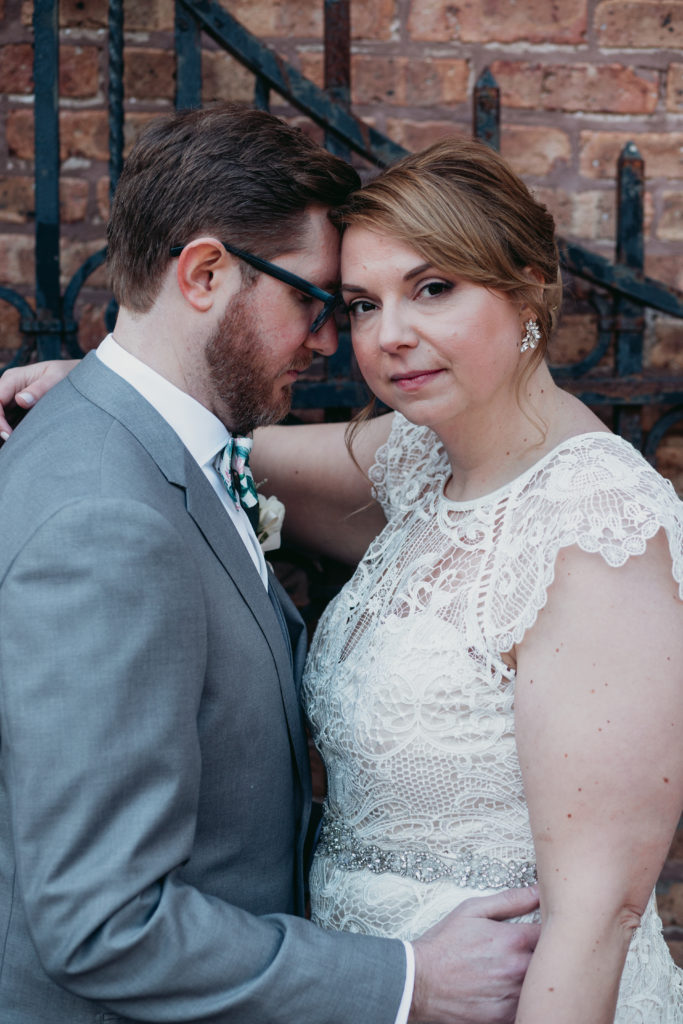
[170, 242, 335, 303]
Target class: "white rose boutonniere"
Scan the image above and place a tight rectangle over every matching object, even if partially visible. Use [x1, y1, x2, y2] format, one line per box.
[257, 493, 285, 553]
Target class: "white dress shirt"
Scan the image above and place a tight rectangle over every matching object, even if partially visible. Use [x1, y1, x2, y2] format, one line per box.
[95, 334, 415, 1021]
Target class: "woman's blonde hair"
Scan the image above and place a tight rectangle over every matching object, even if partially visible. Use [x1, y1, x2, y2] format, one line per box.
[336, 135, 562, 445]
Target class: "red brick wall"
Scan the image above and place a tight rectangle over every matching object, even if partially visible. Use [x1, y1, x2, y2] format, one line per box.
[1, 2, 682, 338]
[1, 0, 682, 959]
[2, 3, 682, 426]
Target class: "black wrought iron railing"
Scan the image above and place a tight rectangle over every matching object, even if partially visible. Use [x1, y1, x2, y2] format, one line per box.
[2, 0, 683, 457]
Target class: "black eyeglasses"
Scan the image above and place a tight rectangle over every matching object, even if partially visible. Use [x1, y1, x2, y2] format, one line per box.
[170, 241, 344, 334]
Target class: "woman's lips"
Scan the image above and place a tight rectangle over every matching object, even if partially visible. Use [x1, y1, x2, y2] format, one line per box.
[390, 368, 444, 391]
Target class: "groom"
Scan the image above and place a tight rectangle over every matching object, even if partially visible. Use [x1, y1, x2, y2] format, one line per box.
[0, 104, 539, 1023]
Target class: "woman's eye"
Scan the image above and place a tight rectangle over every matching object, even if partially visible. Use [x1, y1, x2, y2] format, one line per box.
[348, 299, 377, 316]
[419, 280, 453, 298]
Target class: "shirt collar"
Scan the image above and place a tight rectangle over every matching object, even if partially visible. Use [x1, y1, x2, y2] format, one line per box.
[96, 334, 229, 468]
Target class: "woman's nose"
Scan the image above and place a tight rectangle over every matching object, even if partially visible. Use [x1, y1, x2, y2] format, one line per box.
[377, 305, 419, 353]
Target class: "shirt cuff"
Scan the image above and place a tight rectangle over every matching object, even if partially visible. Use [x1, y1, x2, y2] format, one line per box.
[394, 941, 415, 1024]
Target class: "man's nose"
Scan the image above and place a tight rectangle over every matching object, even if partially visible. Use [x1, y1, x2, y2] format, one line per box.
[308, 316, 339, 357]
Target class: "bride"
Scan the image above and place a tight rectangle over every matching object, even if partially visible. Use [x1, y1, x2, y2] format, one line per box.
[2, 137, 683, 1023]
[262, 137, 683, 1024]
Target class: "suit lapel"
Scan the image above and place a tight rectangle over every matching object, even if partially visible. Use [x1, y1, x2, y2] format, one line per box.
[69, 354, 310, 789]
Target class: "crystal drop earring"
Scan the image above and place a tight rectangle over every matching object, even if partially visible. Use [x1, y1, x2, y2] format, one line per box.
[520, 319, 541, 353]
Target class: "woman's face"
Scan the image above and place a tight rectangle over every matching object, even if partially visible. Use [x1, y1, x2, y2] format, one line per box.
[341, 226, 527, 437]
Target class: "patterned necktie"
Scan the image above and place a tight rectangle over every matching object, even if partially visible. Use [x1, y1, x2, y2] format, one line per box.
[215, 434, 260, 530]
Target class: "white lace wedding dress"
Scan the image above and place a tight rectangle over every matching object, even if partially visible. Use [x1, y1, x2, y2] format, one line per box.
[303, 413, 683, 1022]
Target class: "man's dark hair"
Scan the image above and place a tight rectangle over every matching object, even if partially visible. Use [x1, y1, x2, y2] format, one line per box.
[107, 104, 361, 312]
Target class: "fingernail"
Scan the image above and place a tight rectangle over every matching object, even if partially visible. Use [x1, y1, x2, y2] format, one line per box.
[0, 431, 9, 441]
[18, 391, 34, 405]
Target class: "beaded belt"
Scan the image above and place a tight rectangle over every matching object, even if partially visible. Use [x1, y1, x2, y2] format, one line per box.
[316, 814, 537, 890]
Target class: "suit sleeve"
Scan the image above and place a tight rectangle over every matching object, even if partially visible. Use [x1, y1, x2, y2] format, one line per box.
[0, 497, 406, 1023]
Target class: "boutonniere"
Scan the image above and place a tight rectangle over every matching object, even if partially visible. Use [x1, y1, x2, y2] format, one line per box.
[257, 493, 285, 553]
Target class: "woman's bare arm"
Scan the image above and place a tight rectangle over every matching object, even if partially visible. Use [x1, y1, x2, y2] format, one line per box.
[252, 413, 394, 565]
[513, 533, 683, 1024]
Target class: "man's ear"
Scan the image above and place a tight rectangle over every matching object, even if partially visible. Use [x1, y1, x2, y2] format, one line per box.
[174, 238, 234, 312]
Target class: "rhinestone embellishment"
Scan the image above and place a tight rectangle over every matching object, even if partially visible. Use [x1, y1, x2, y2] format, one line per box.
[317, 814, 537, 890]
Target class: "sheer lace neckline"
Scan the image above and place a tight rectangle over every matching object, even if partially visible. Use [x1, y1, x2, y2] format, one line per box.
[440, 429, 617, 510]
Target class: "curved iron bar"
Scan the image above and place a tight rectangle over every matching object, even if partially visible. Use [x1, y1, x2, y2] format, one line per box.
[61, 248, 109, 358]
[62, 249, 107, 323]
[645, 407, 683, 462]
[0, 287, 41, 371]
[550, 290, 614, 379]
[0, 286, 37, 323]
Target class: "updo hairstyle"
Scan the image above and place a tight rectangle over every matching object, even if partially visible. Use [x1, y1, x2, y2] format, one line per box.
[336, 136, 562, 375]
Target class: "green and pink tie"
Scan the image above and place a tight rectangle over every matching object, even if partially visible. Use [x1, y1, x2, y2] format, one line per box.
[215, 435, 259, 530]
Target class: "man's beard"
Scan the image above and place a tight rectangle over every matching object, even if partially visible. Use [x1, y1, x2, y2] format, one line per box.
[205, 288, 306, 434]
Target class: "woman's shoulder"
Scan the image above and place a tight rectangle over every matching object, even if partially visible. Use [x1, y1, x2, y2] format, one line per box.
[513, 429, 683, 582]
[525, 431, 683, 539]
[489, 431, 683, 649]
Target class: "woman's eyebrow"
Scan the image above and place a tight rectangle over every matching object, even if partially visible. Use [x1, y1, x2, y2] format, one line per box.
[404, 262, 434, 281]
[342, 263, 436, 293]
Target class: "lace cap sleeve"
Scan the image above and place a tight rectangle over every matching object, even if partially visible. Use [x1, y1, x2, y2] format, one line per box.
[368, 413, 446, 517]
[489, 434, 683, 651]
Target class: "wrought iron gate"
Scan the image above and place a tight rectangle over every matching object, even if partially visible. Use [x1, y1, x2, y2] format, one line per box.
[2, 0, 683, 460]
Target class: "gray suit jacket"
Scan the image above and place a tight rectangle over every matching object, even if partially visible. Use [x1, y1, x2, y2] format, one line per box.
[0, 354, 405, 1023]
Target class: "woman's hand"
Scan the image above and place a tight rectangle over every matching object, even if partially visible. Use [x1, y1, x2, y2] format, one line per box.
[0, 359, 78, 438]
